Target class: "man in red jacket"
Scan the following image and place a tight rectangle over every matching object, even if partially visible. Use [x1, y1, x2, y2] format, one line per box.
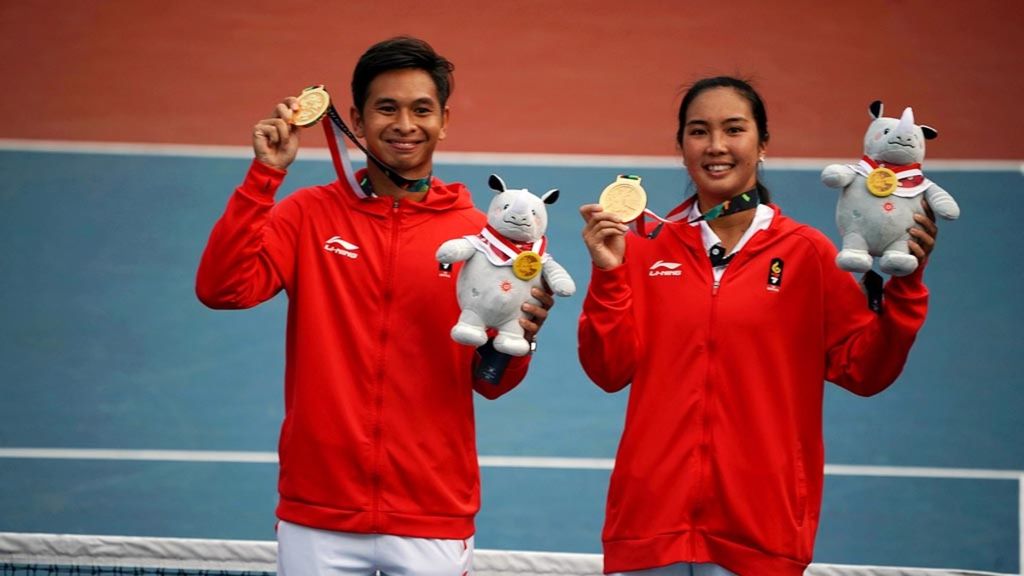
[196, 36, 550, 575]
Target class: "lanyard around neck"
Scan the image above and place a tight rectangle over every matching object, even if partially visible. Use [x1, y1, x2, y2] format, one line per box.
[628, 185, 763, 240]
[688, 187, 761, 224]
[324, 105, 432, 193]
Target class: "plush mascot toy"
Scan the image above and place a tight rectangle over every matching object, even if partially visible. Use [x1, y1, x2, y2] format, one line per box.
[821, 101, 960, 276]
[436, 174, 576, 356]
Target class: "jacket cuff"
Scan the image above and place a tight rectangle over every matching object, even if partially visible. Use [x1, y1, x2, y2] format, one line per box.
[240, 159, 287, 202]
[588, 263, 630, 304]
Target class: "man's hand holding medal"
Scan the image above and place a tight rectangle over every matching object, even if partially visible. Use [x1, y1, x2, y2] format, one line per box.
[253, 85, 331, 172]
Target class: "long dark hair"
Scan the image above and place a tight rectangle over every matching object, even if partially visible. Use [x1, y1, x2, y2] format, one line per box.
[676, 76, 772, 203]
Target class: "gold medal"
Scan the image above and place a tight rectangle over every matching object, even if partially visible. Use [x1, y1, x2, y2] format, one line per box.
[599, 175, 647, 222]
[292, 85, 331, 127]
[512, 251, 542, 281]
[866, 167, 897, 197]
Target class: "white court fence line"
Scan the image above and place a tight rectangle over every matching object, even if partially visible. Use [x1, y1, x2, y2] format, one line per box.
[1, 138, 1022, 173]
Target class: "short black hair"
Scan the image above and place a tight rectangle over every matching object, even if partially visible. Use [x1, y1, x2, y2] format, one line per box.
[351, 36, 455, 112]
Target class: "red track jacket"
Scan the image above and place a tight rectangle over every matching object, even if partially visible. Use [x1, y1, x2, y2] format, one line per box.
[578, 199, 928, 575]
[197, 160, 528, 539]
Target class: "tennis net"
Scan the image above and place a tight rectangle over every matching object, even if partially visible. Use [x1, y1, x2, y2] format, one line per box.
[0, 532, 603, 576]
[1, 532, 1014, 576]
[1, 532, 275, 575]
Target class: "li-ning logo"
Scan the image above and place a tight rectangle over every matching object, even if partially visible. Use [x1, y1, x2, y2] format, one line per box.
[324, 236, 360, 259]
[649, 260, 682, 277]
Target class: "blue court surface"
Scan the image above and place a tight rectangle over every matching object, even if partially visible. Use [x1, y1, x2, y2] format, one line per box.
[0, 145, 1021, 573]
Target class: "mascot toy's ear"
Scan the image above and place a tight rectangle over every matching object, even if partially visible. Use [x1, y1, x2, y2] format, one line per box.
[921, 125, 939, 140]
[489, 174, 507, 193]
[869, 100, 884, 119]
[541, 189, 560, 204]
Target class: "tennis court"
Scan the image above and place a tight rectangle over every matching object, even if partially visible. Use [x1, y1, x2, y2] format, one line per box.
[2, 2, 1022, 573]
[0, 143, 1021, 574]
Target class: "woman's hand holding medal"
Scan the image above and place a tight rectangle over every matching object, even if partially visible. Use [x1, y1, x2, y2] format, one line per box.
[580, 202, 628, 270]
[580, 176, 647, 270]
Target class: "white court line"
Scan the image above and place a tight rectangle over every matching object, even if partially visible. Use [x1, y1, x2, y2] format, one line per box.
[824, 464, 1024, 481]
[4, 447, 1022, 571]
[0, 448, 277, 463]
[0, 138, 1021, 172]
[478, 456, 614, 469]
[1, 448, 1022, 481]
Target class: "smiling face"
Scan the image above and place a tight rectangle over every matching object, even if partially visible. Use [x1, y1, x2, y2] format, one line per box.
[680, 86, 767, 206]
[350, 68, 449, 180]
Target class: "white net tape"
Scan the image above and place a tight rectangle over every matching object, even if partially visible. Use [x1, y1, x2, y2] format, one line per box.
[0, 533, 1012, 576]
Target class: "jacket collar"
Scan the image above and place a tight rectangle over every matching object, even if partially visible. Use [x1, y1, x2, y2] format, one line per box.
[334, 168, 475, 217]
[664, 196, 789, 261]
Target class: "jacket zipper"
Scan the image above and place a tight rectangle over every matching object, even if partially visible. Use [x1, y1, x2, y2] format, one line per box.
[692, 265, 721, 559]
[371, 198, 402, 531]
[694, 249, 744, 557]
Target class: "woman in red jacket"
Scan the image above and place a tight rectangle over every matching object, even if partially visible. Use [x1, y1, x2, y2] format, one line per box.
[578, 77, 938, 575]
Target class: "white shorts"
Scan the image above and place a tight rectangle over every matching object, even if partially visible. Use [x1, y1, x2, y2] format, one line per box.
[609, 563, 737, 576]
[276, 520, 474, 576]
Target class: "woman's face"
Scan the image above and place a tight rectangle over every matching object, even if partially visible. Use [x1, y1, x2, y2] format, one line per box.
[680, 87, 766, 204]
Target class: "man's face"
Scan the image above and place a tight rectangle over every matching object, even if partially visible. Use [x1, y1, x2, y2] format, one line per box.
[351, 68, 449, 179]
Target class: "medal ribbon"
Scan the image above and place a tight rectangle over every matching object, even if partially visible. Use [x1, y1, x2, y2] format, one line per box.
[629, 207, 687, 239]
[688, 187, 761, 223]
[462, 226, 544, 266]
[630, 187, 761, 239]
[322, 105, 432, 194]
[692, 188, 762, 266]
[857, 156, 923, 184]
[853, 156, 931, 197]
[467, 225, 547, 267]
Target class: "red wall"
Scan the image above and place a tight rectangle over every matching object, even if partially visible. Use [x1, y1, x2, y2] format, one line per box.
[2, 0, 1021, 159]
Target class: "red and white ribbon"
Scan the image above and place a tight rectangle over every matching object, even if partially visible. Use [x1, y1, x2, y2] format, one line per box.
[322, 111, 373, 199]
[466, 225, 549, 267]
[852, 156, 932, 198]
[629, 207, 689, 238]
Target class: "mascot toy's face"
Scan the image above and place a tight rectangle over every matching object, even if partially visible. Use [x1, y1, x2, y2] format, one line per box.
[862, 101, 938, 166]
[485, 174, 560, 243]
